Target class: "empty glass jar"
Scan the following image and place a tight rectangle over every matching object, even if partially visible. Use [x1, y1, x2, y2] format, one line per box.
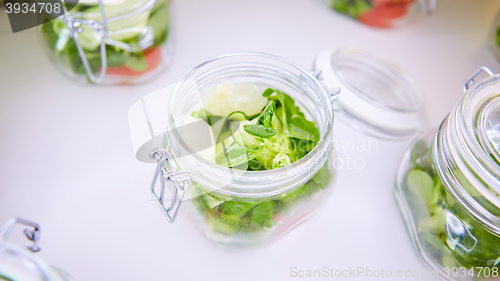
[395, 66, 500, 280]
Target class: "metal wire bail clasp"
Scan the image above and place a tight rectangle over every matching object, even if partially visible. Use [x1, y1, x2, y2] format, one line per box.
[65, 0, 109, 83]
[150, 148, 190, 223]
[464, 66, 495, 93]
[309, 70, 340, 103]
[0, 218, 41, 252]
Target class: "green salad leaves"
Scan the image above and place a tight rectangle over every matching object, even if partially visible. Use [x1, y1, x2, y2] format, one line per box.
[331, 0, 373, 19]
[190, 87, 331, 237]
[406, 142, 500, 269]
[193, 88, 320, 170]
[193, 168, 329, 235]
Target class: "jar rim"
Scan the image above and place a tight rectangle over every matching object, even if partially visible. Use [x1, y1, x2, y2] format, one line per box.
[315, 47, 427, 140]
[167, 52, 334, 197]
[332, 47, 425, 113]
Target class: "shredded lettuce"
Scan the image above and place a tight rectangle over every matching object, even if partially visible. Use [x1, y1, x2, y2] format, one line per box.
[331, 0, 374, 19]
[191, 87, 330, 237]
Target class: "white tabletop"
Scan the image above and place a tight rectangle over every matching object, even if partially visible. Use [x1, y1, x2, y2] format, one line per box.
[1, 0, 500, 280]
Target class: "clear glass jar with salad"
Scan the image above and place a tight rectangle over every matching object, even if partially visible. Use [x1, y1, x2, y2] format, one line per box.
[129, 48, 427, 246]
[146, 53, 336, 246]
[40, 0, 171, 84]
[395, 67, 500, 280]
[328, 0, 435, 28]
[0, 218, 74, 281]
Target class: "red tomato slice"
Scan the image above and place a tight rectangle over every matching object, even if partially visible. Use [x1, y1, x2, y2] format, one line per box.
[372, 0, 414, 6]
[105, 47, 162, 77]
[377, 3, 410, 18]
[359, 13, 393, 28]
[358, 1, 413, 28]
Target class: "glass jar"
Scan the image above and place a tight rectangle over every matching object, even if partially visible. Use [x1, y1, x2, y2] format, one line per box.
[327, 0, 435, 28]
[128, 48, 427, 246]
[0, 218, 74, 281]
[40, 0, 171, 84]
[395, 66, 500, 279]
[147, 53, 336, 246]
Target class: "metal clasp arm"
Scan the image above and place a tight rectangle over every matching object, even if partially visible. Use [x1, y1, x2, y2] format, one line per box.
[0, 218, 41, 252]
[150, 149, 190, 223]
[65, 0, 109, 83]
[464, 66, 494, 93]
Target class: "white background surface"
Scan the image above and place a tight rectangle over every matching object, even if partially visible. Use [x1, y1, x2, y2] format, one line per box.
[1, 0, 500, 280]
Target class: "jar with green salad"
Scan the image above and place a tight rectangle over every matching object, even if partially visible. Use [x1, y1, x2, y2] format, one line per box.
[40, 0, 171, 84]
[144, 53, 336, 246]
[128, 47, 427, 246]
[395, 66, 500, 280]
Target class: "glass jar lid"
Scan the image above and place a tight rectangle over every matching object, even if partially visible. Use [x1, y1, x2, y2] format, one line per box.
[428, 66, 500, 234]
[458, 67, 500, 213]
[314, 47, 427, 140]
[0, 218, 73, 281]
[475, 89, 500, 164]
